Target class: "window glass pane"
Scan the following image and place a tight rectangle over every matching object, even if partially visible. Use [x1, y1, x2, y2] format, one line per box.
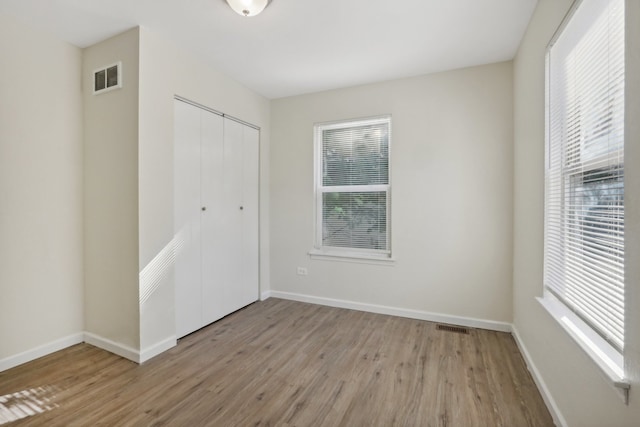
[561, 168, 625, 347]
[322, 123, 389, 186]
[322, 192, 387, 250]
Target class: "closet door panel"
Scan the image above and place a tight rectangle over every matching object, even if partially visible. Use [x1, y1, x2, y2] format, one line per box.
[241, 126, 260, 304]
[200, 110, 226, 325]
[174, 101, 203, 338]
[222, 118, 245, 312]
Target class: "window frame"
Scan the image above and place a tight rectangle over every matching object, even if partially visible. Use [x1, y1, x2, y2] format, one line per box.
[311, 115, 393, 262]
[541, 0, 629, 402]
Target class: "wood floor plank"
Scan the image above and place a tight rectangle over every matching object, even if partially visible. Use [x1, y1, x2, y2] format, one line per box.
[0, 299, 554, 426]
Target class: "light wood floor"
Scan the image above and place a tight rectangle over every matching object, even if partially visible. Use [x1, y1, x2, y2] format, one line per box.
[1, 298, 554, 426]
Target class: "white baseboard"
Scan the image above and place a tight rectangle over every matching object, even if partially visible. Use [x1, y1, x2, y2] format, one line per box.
[2, 332, 178, 371]
[0, 333, 84, 372]
[268, 290, 512, 332]
[511, 325, 566, 427]
[139, 336, 176, 363]
[260, 290, 272, 301]
[83, 332, 140, 363]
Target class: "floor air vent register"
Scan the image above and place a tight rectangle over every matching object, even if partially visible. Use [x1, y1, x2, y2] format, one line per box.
[436, 324, 470, 334]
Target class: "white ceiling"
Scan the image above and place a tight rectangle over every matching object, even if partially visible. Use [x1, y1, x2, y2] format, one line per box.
[0, 0, 537, 99]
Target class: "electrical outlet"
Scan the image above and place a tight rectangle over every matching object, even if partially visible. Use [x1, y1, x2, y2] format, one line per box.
[296, 267, 308, 276]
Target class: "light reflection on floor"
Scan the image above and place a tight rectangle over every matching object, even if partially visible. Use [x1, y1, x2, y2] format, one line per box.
[0, 386, 58, 424]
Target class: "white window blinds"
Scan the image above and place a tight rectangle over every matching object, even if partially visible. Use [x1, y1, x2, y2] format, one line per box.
[544, 0, 625, 351]
[315, 116, 391, 255]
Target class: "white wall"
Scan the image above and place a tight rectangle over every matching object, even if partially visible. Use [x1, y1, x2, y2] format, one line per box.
[83, 28, 140, 353]
[512, 0, 640, 425]
[137, 27, 271, 355]
[270, 62, 514, 326]
[0, 20, 270, 364]
[0, 14, 84, 365]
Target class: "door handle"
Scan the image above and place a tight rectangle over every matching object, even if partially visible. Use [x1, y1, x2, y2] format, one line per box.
[202, 207, 206, 211]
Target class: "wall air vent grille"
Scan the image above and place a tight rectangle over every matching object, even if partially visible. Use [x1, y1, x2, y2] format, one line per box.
[93, 62, 122, 95]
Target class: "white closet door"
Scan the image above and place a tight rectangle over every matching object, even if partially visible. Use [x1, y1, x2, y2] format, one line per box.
[174, 100, 203, 338]
[201, 109, 225, 326]
[174, 99, 259, 339]
[222, 118, 247, 313]
[241, 125, 260, 305]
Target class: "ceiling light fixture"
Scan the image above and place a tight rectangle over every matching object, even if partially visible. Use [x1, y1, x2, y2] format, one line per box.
[225, 0, 271, 17]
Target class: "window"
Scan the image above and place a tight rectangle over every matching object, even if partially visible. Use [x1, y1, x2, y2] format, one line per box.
[313, 116, 391, 260]
[543, 0, 626, 389]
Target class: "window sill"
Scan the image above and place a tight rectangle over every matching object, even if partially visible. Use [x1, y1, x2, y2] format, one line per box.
[538, 293, 630, 404]
[308, 249, 396, 266]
